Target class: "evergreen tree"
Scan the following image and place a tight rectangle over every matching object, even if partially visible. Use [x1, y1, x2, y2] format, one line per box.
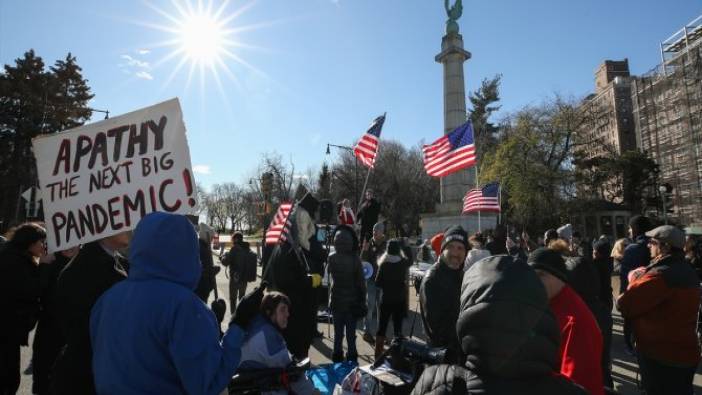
[317, 163, 332, 199]
[468, 74, 501, 161]
[0, 50, 93, 228]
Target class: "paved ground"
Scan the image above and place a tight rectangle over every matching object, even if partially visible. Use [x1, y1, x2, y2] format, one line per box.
[17, 253, 702, 394]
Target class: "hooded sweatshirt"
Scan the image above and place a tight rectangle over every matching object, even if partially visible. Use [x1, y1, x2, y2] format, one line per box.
[90, 212, 244, 395]
[327, 225, 365, 314]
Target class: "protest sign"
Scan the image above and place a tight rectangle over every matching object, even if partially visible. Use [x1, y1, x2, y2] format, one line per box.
[32, 98, 198, 252]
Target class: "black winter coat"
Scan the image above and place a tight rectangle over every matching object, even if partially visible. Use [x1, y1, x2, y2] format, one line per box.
[264, 242, 315, 359]
[376, 255, 411, 307]
[52, 241, 128, 395]
[327, 226, 365, 314]
[420, 258, 463, 364]
[567, 255, 609, 332]
[0, 245, 40, 345]
[195, 238, 215, 301]
[411, 256, 587, 395]
[357, 198, 381, 237]
[412, 364, 587, 395]
[33, 252, 72, 394]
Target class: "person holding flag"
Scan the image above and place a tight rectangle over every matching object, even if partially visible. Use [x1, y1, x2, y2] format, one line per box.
[263, 194, 323, 359]
[354, 114, 386, 241]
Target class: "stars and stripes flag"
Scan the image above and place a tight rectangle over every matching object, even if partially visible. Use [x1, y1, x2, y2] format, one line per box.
[265, 202, 294, 245]
[462, 183, 501, 214]
[353, 114, 386, 168]
[423, 121, 477, 177]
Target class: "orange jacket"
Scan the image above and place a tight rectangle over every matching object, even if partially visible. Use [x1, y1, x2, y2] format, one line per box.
[618, 254, 701, 367]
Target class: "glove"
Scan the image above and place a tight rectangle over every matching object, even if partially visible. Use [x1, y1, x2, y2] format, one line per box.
[231, 281, 267, 329]
[309, 273, 322, 288]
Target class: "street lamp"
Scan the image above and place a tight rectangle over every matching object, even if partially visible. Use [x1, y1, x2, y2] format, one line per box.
[88, 107, 110, 120]
[659, 185, 668, 225]
[326, 143, 358, 212]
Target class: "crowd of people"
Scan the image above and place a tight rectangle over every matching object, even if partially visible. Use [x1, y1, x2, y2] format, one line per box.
[1, 182, 701, 395]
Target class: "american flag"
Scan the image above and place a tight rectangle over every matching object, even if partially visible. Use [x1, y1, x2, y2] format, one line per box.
[463, 183, 501, 214]
[265, 202, 294, 245]
[353, 114, 386, 168]
[423, 121, 476, 177]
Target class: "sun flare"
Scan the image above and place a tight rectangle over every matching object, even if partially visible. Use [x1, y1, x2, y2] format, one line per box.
[142, 0, 268, 96]
[178, 12, 226, 65]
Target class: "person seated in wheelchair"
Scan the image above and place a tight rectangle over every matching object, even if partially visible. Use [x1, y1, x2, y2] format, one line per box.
[239, 291, 319, 394]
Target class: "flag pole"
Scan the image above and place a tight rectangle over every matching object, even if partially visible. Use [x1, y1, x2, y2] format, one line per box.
[475, 166, 481, 232]
[498, 181, 502, 225]
[357, 112, 386, 210]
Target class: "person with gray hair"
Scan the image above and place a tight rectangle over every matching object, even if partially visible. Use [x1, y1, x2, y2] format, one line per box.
[618, 225, 700, 395]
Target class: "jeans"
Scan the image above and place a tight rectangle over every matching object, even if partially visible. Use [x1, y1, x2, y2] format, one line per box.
[332, 312, 358, 359]
[363, 280, 378, 335]
[637, 354, 696, 395]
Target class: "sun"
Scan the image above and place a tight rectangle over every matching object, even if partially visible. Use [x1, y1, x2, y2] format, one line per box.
[178, 12, 226, 66]
[142, 0, 267, 96]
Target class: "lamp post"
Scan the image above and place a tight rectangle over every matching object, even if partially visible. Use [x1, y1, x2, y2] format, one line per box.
[326, 143, 358, 211]
[659, 185, 668, 225]
[87, 107, 110, 120]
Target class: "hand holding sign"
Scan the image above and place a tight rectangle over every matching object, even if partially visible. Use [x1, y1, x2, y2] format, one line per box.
[32, 98, 197, 252]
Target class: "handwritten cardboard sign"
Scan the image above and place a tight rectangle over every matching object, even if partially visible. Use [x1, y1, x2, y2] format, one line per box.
[33, 98, 197, 252]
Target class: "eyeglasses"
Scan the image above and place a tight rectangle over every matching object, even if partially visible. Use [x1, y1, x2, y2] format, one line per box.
[647, 239, 660, 246]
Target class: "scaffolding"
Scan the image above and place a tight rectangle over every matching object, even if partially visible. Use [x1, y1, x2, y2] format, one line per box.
[632, 14, 702, 226]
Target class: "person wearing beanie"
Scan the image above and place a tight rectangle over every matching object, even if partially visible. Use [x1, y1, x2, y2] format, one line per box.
[360, 222, 387, 344]
[411, 255, 587, 395]
[617, 225, 700, 395]
[557, 223, 573, 241]
[430, 232, 444, 257]
[373, 239, 411, 359]
[419, 225, 468, 364]
[528, 248, 604, 395]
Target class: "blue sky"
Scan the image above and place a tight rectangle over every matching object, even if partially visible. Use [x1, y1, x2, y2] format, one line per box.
[1, 0, 700, 190]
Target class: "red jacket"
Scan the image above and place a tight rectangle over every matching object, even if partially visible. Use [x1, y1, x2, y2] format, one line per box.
[550, 285, 604, 395]
[618, 254, 701, 367]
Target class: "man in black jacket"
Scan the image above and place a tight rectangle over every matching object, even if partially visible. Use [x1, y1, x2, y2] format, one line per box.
[420, 225, 467, 364]
[223, 232, 257, 312]
[51, 233, 129, 395]
[411, 255, 587, 395]
[357, 189, 381, 242]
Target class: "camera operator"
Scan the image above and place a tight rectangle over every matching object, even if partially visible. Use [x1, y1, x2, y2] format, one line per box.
[239, 291, 319, 395]
[419, 226, 467, 364]
[411, 255, 587, 395]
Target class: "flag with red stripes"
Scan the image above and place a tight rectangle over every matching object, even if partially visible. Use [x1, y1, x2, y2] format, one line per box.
[265, 202, 293, 245]
[462, 183, 501, 214]
[423, 121, 476, 177]
[353, 114, 385, 168]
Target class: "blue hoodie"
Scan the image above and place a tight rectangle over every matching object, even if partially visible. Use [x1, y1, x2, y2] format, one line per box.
[90, 212, 243, 395]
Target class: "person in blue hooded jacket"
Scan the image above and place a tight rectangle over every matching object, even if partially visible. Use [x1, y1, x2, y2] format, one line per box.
[89, 212, 250, 395]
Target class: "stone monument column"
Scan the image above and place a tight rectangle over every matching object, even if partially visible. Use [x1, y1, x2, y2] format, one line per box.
[435, 32, 473, 214]
[419, 0, 496, 240]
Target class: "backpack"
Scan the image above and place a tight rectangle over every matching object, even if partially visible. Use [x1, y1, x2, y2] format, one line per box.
[243, 249, 258, 282]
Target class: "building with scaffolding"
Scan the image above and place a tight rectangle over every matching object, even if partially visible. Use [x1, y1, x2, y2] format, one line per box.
[631, 14, 702, 227]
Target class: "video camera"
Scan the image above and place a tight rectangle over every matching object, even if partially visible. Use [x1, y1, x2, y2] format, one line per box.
[364, 337, 446, 394]
[228, 358, 310, 395]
